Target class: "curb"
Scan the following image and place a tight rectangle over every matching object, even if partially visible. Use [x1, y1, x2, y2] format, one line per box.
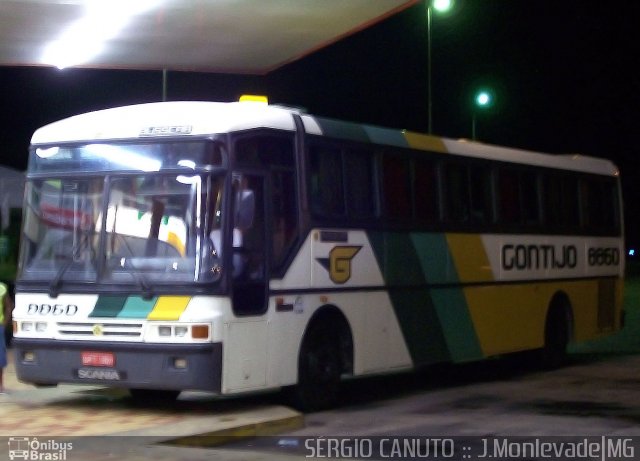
[162, 411, 305, 447]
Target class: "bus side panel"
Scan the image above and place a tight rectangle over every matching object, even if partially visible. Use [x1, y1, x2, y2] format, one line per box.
[265, 295, 413, 387]
[462, 278, 622, 357]
[223, 317, 268, 392]
[267, 228, 624, 387]
[450, 234, 624, 357]
[267, 230, 415, 385]
[368, 231, 485, 365]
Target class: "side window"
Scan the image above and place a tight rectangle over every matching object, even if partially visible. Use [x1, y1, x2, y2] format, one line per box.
[600, 179, 620, 234]
[381, 151, 411, 219]
[235, 135, 293, 168]
[234, 133, 298, 272]
[543, 174, 563, 228]
[521, 170, 541, 225]
[497, 168, 540, 227]
[544, 173, 579, 231]
[413, 157, 439, 223]
[497, 168, 521, 224]
[309, 144, 345, 217]
[468, 165, 492, 224]
[230, 174, 267, 316]
[559, 175, 580, 230]
[581, 177, 619, 235]
[271, 169, 297, 270]
[345, 148, 376, 219]
[443, 162, 469, 224]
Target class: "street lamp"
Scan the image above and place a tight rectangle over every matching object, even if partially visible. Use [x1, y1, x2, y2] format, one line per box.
[427, 0, 454, 134]
[472, 89, 493, 140]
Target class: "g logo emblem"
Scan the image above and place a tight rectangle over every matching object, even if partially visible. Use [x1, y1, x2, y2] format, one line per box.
[92, 324, 104, 336]
[317, 246, 362, 284]
[329, 246, 361, 284]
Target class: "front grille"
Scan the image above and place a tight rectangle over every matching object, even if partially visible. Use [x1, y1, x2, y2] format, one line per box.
[56, 322, 144, 339]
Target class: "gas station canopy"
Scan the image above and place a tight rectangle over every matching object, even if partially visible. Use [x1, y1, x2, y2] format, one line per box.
[0, 0, 417, 73]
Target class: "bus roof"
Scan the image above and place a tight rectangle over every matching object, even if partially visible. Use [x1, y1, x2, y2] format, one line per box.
[31, 100, 618, 177]
[31, 101, 300, 145]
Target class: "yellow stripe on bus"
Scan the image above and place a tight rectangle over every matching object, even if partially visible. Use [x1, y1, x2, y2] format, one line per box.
[463, 279, 616, 357]
[446, 233, 493, 283]
[147, 296, 191, 321]
[464, 284, 547, 356]
[403, 131, 448, 153]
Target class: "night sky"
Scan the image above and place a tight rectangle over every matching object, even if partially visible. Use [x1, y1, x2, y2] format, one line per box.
[0, 0, 638, 246]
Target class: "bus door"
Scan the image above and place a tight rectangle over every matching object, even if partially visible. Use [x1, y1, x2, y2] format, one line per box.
[226, 173, 269, 391]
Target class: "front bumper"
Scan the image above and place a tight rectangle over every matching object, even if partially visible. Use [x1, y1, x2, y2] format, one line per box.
[13, 338, 222, 393]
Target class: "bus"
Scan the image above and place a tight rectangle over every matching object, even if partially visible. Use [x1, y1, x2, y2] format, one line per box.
[12, 99, 624, 411]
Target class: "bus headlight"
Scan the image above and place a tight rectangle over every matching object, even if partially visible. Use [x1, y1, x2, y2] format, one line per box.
[152, 324, 210, 340]
[175, 326, 188, 337]
[16, 321, 48, 334]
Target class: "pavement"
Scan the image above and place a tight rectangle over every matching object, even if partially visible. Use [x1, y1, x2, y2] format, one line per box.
[4, 350, 640, 461]
[0, 348, 306, 460]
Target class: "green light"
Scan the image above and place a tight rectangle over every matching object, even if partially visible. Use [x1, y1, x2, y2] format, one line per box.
[433, 0, 453, 13]
[475, 91, 492, 107]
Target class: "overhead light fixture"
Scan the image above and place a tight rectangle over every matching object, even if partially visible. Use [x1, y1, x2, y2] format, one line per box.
[41, 0, 162, 69]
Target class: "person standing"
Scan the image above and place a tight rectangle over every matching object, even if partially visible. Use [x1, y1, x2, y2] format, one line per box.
[0, 281, 12, 393]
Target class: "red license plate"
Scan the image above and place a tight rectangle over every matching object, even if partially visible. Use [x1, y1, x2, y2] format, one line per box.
[81, 351, 115, 367]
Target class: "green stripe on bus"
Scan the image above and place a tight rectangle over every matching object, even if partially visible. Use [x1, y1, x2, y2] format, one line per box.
[370, 232, 426, 286]
[411, 233, 484, 361]
[411, 233, 458, 284]
[316, 118, 370, 143]
[430, 288, 484, 362]
[118, 296, 158, 319]
[368, 231, 484, 364]
[90, 295, 128, 318]
[363, 125, 409, 148]
[387, 287, 450, 364]
[368, 231, 450, 364]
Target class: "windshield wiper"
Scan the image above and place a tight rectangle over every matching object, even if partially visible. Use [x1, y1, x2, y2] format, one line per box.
[113, 233, 154, 299]
[49, 232, 93, 298]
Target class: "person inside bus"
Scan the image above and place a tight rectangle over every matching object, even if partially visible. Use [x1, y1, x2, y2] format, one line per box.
[208, 177, 249, 279]
[209, 226, 244, 277]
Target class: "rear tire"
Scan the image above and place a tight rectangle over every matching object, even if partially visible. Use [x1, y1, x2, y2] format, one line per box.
[541, 306, 570, 369]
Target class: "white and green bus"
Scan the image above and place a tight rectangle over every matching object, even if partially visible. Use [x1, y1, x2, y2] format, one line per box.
[12, 99, 624, 410]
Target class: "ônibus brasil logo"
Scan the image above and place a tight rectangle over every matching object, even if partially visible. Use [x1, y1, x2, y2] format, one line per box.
[8, 437, 73, 460]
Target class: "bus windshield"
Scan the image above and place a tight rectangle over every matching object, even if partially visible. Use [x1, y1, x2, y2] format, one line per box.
[30, 140, 223, 173]
[20, 172, 226, 287]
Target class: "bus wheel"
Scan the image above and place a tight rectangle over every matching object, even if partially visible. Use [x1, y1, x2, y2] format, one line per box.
[541, 304, 570, 369]
[291, 323, 342, 412]
[129, 388, 180, 403]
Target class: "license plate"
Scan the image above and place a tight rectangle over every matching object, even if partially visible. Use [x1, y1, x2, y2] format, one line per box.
[81, 351, 115, 367]
[77, 368, 125, 380]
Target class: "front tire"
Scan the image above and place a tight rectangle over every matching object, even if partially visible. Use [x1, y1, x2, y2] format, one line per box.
[129, 388, 180, 403]
[290, 324, 342, 412]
